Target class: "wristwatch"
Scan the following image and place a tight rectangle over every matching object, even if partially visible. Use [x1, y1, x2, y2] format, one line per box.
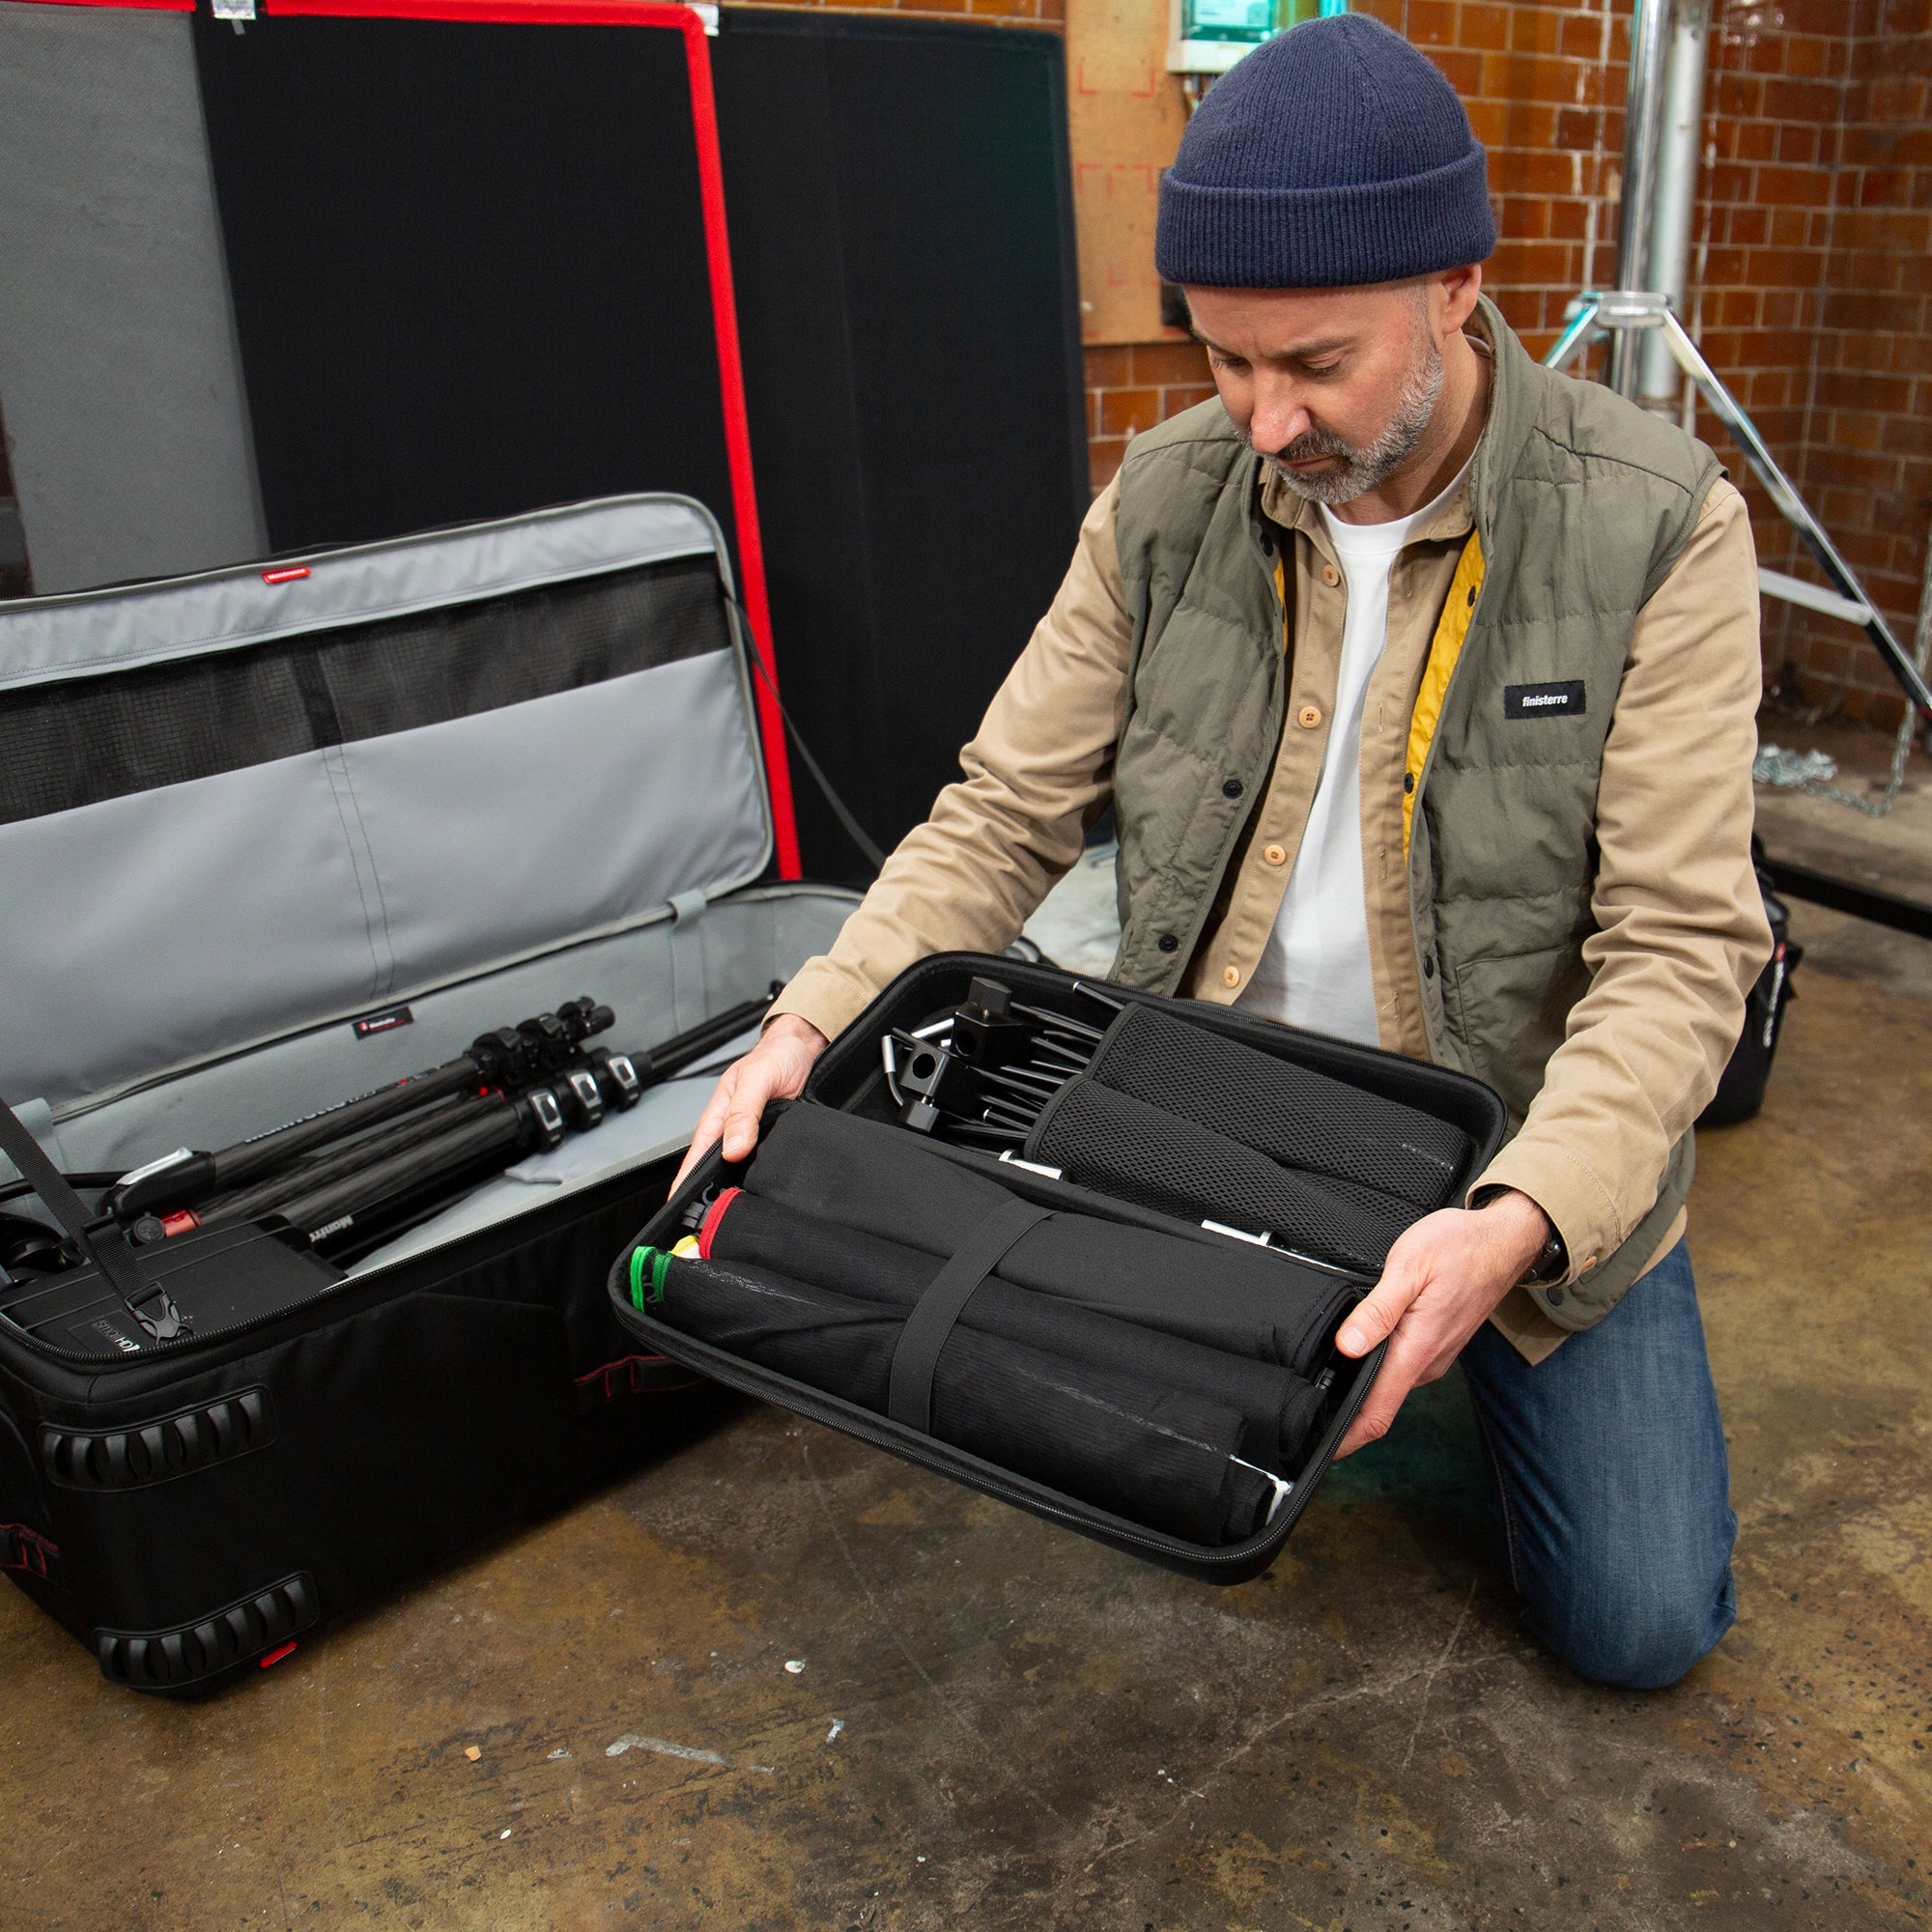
[1471, 1184, 1569, 1288]
[1519, 1224, 1570, 1289]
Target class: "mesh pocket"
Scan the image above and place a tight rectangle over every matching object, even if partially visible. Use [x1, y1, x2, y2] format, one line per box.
[1032, 1079, 1419, 1273]
[1088, 1005, 1472, 1208]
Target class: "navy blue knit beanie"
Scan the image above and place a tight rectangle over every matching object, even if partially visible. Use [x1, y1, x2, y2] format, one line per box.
[1155, 14, 1494, 290]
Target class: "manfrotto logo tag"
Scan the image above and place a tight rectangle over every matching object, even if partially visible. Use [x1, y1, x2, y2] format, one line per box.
[1503, 681, 1586, 720]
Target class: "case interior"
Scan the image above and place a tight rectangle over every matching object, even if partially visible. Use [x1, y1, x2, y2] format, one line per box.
[615, 953, 1510, 1584]
[0, 495, 856, 1339]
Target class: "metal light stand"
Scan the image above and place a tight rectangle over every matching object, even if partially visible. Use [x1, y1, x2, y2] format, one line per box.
[1543, 0, 1932, 734]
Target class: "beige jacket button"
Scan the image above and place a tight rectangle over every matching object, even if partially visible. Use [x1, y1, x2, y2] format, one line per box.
[1222, 965, 1241, 989]
[1297, 703, 1322, 729]
[1263, 843, 1287, 867]
[1321, 563, 1340, 587]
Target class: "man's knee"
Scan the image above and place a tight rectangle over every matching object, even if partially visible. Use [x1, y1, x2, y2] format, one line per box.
[1526, 1555, 1737, 1690]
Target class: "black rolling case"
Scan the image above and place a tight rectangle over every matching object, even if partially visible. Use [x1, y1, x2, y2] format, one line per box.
[611, 955, 1509, 1585]
[1699, 841, 1804, 1128]
[0, 495, 859, 1691]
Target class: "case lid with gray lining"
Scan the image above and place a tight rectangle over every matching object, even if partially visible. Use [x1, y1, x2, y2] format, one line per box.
[0, 494, 774, 1110]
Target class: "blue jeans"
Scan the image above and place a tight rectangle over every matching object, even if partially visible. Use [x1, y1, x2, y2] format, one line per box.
[1457, 1238, 1737, 1690]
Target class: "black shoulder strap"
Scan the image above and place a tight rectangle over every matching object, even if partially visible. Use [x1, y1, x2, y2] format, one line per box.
[887, 1196, 1049, 1435]
[0, 1095, 185, 1340]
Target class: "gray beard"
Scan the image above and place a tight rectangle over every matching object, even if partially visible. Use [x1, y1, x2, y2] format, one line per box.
[1260, 333, 1446, 507]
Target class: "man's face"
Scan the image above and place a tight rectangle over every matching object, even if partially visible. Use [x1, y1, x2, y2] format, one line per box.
[1183, 278, 1461, 506]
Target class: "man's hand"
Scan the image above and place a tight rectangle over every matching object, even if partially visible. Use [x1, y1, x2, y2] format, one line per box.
[670, 1014, 829, 1192]
[1331, 1188, 1552, 1457]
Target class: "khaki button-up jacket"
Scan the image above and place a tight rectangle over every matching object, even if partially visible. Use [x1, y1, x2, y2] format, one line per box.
[771, 397, 1767, 1361]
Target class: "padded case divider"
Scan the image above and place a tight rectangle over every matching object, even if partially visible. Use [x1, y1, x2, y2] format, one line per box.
[0, 496, 772, 1114]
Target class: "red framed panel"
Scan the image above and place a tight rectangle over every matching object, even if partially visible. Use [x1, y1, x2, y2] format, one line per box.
[22, 0, 803, 878]
[11, 0, 197, 11]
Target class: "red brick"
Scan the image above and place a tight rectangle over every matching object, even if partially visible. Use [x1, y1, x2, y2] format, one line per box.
[1404, 0, 1456, 47]
[1763, 76, 1841, 123]
[1499, 196, 1549, 240]
[1814, 369, 1915, 413]
[1756, 164, 1835, 209]
[1505, 6, 1562, 55]
[1776, 123, 1822, 166]
[1097, 387, 1162, 437]
[1427, 46, 1483, 95]
[1129, 341, 1209, 384]
[1503, 149, 1579, 197]
[1083, 346, 1131, 387]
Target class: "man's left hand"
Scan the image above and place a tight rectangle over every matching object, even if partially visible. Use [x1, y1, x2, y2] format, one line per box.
[1330, 1189, 1553, 1457]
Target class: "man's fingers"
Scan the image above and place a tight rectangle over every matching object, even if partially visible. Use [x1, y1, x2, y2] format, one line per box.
[1333, 1323, 1433, 1457]
[1334, 1355, 1413, 1457]
[719, 1081, 771, 1160]
[1334, 1264, 1422, 1357]
[676, 1066, 742, 1182]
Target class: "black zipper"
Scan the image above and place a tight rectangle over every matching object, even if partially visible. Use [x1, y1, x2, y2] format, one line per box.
[1, 1152, 663, 1375]
[612, 1294, 1385, 1574]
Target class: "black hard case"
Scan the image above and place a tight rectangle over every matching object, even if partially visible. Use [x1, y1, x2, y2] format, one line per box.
[611, 954, 1509, 1586]
[0, 496, 858, 1691]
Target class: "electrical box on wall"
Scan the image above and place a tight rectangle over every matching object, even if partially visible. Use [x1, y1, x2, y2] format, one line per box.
[1166, 0, 1338, 76]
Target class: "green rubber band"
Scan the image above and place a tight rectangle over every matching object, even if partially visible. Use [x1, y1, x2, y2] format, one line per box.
[649, 1248, 673, 1306]
[629, 1246, 652, 1310]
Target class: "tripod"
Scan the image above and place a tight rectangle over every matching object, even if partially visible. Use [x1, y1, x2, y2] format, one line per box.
[1543, 0, 1932, 734]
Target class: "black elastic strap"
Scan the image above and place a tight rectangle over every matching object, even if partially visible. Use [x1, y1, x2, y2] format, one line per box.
[887, 1197, 1050, 1435]
[0, 1094, 163, 1323]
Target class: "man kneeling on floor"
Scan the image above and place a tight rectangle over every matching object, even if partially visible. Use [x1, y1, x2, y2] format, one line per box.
[677, 14, 1770, 1690]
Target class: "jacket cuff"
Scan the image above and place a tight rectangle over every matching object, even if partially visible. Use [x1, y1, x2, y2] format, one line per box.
[763, 956, 880, 1047]
[1466, 1136, 1622, 1298]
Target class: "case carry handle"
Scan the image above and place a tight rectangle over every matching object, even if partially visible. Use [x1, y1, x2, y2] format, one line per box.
[0, 1094, 188, 1341]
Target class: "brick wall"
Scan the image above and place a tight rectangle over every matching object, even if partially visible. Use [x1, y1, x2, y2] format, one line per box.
[1758, 0, 1931, 723]
[1080, 0, 1932, 724]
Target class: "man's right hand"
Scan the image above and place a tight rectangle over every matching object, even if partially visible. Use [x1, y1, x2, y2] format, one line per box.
[670, 1012, 829, 1192]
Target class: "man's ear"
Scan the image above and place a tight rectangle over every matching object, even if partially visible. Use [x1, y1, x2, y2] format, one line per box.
[1435, 263, 1485, 333]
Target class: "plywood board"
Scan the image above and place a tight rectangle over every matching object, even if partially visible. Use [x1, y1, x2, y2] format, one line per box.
[1066, 0, 1190, 345]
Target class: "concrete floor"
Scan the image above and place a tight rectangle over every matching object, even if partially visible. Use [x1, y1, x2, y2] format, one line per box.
[4, 910, 1930, 1929]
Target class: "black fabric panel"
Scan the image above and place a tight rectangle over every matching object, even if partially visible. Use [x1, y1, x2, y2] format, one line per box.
[713, 14, 1089, 880]
[707, 1191, 1330, 1468]
[187, 13, 1088, 884]
[657, 1254, 1275, 1547]
[1030, 1079, 1421, 1276]
[0, 555, 724, 824]
[747, 1106, 1353, 1378]
[191, 17, 733, 561]
[1087, 1004, 1475, 1208]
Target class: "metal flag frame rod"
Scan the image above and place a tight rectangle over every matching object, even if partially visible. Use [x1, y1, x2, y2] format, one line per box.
[1546, 293, 1932, 729]
[1543, 0, 1932, 733]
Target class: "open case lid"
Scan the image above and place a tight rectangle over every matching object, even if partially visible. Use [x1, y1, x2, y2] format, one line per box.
[0, 494, 777, 1113]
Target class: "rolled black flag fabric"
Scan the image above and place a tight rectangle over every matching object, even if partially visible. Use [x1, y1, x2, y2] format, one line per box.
[701, 1190, 1331, 1468]
[1082, 1004, 1472, 1208]
[1028, 1080, 1418, 1274]
[746, 1106, 1355, 1377]
[654, 1254, 1283, 1545]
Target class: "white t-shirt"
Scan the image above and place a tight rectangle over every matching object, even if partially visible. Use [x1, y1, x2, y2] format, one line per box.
[1236, 451, 1475, 1044]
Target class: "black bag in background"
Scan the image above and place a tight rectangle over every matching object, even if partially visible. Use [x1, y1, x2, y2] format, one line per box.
[1701, 842, 1804, 1128]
